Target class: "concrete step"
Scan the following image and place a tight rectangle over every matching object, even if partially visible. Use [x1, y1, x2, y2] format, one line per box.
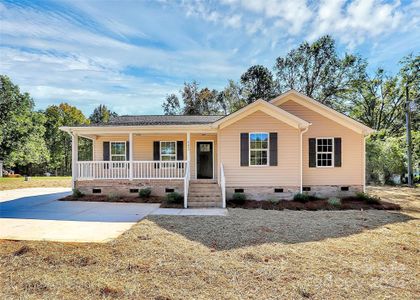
[190, 179, 217, 184]
[188, 201, 222, 208]
[188, 197, 222, 202]
[188, 192, 222, 197]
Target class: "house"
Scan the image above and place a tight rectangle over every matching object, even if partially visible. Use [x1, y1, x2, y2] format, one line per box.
[60, 90, 374, 208]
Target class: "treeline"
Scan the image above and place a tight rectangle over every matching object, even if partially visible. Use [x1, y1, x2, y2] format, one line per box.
[0, 36, 418, 183]
[162, 36, 419, 184]
[0, 78, 117, 176]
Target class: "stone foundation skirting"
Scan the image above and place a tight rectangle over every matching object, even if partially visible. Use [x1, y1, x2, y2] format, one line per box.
[226, 185, 363, 200]
[75, 179, 184, 197]
[226, 186, 300, 201]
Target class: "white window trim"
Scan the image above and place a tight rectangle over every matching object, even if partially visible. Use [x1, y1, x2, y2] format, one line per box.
[315, 137, 334, 168]
[249, 132, 269, 167]
[160, 141, 177, 162]
[110, 141, 127, 161]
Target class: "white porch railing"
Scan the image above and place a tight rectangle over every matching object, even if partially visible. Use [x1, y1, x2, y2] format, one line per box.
[77, 161, 188, 180]
[220, 163, 226, 208]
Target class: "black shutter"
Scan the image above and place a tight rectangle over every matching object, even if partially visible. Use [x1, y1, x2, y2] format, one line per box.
[240, 133, 249, 166]
[103, 142, 110, 161]
[153, 141, 160, 168]
[334, 138, 342, 167]
[177, 141, 184, 160]
[126, 141, 130, 161]
[309, 138, 316, 168]
[269, 132, 278, 166]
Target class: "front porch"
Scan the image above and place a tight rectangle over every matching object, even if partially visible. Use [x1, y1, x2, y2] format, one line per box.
[70, 130, 226, 208]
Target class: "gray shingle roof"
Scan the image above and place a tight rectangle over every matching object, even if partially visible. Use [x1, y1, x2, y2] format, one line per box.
[90, 115, 224, 126]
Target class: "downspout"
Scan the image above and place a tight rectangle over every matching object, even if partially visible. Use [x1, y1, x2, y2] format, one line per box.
[363, 135, 369, 193]
[300, 126, 310, 193]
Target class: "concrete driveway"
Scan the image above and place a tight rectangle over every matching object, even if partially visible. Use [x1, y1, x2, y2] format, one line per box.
[0, 188, 160, 242]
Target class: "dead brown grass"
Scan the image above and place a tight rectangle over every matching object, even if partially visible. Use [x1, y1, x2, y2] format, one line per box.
[0, 186, 419, 299]
[0, 176, 71, 191]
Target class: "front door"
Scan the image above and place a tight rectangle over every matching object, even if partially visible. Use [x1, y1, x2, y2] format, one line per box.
[196, 142, 213, 179]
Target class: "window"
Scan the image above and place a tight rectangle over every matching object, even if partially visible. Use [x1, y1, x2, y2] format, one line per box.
[160, 141, 176, 161]
[249, 133, 269, 166]
[316, 138, 333, 167]
[110, 142, 126, 161]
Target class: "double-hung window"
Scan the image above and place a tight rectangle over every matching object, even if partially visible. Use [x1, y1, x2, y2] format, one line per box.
[110, 142, 126, 168]
[249, 133, 269, 166]
[316, 138, 333, 167]
[160, 141, 176, 161]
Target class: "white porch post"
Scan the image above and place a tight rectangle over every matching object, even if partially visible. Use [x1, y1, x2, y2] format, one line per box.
[186, 132, 191, 162]
[71, 133, 78, 189]
[129, 132, 133, 180]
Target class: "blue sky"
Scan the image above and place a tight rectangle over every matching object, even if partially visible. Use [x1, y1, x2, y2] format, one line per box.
[0, 0, 419, 116]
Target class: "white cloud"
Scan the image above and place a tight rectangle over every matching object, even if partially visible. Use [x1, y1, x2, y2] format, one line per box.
[309, 0, 403, 48]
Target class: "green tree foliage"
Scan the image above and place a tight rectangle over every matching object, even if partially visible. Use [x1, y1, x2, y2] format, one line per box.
[219, 80, 246, 114]
[89, 104, 117, 124]
[162, 94, 181, 115]
[162, 81, 224, 115]
[0, 75, 49, 170]
[240, 65, 276, 104]
[274, 35, 366, 109]
[349, 69, 404, 134]
[44, 103, 90, 175]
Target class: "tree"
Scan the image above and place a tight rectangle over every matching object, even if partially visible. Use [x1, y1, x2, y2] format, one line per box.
[349, 69, 404, 134]
[44, 103, 90, 175]
[219, 80, 246, 114]
[162, 81, 224, 115]
[399, 54, 420, 131]
[240, 65, 276, 103]
[274, 35, 366, 110]
[89, 104, 117, 123]
[162, 94, 181, 115]
[0, 75, 49, 171]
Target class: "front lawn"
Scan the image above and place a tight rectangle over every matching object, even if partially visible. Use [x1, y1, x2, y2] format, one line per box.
[0, 186, 418, 299]
[0, 176, 71, 191]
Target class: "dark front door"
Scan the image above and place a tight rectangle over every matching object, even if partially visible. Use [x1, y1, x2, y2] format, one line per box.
[197, 142, 213, 179]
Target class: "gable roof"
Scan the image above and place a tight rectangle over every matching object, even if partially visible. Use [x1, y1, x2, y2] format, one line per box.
[270, 90, 375, 135]
[212, 99, 311, 130]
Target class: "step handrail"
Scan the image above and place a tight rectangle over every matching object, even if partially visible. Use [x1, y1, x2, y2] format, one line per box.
[220, 163, 226, 208]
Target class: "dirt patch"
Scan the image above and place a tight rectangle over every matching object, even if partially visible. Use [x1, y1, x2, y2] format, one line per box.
[228, 198, 401, 211]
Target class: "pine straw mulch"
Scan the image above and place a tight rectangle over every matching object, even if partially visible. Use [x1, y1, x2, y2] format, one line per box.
[60, 195, 183, 208]
[0, 186, 419, 299]
[227, 198, 401, 211]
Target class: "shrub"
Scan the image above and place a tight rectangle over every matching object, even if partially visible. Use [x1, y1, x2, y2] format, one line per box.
[356, 192, 381, 204]
[139, 188, 152, 199]
[72, 188, 84, 198]
[293, 193, 310, 203]
[268, 198, 279, 204]
[327, 197, 341, 207]
[231, 192, 246, 205]
[107, 193, 120, 201]
[165, 192, 183, 204]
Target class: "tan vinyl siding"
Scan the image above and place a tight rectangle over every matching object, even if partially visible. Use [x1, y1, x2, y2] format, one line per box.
[219, 110, 300, 187]
[279, 99, 363, 186]
[93, 133, 217, 180]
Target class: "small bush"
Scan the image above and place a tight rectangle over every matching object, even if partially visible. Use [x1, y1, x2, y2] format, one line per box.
[72, 188, 84, 198]
[165, 192, 183, 204]
[231, 192, 246, 205]
[356, 192, 381, 204]
[107, 193, 120, 201]
[139, 187, 152, 199]
[327, 197, 341, 207]
[268, 198, 279, 204]
[293, 193, 310, 203]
